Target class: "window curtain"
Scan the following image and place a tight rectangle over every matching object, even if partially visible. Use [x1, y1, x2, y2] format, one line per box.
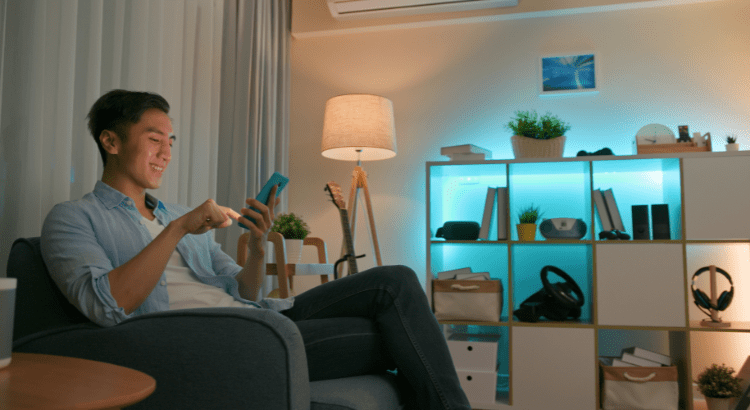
[0, 0, 246, 273]
[215, 0, 290, 297]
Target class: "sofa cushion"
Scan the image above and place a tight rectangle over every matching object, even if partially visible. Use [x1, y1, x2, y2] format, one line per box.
[310, 374, 403, 410]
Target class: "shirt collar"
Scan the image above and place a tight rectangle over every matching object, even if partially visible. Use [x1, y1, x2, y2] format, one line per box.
[93, 180, 163, 211]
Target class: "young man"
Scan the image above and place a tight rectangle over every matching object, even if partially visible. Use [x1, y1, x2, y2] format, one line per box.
[41, 89, 471, 410]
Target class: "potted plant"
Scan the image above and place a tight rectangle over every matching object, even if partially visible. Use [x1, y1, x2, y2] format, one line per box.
[696, 363, 743, 410]
[516, 204, 542, 241]
[271, 213, 310, 263]
[507, 110, 571, 158]
[726, 134, 739, 152]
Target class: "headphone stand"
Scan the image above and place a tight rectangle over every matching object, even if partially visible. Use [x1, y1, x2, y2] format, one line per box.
[700, 265, 731, 328]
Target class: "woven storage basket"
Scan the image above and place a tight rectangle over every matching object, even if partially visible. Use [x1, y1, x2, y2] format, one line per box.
[511, 135, 566, 158]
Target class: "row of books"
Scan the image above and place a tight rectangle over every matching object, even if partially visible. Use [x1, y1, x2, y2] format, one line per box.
[479, 187, 508, 240]
[593, 188, 625, 232]
[599, 346, 671, 367]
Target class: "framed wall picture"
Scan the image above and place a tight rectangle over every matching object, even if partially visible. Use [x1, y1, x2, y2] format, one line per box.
[539, 52, 599, 96]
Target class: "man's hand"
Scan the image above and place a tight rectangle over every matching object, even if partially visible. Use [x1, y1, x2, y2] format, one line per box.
[176, 199, 241, 236]
[239, 185, 280, 253]
[235, 185, 281, 301]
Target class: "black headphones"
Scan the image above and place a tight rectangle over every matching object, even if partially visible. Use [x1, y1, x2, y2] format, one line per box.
[691, 266, 734, 312]
[514, 265, 585, 322]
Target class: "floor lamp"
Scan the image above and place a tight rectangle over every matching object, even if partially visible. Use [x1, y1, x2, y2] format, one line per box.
[321, 94, 397, 275]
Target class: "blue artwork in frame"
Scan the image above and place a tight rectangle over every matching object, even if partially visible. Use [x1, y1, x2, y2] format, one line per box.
[540, 53, 598, 96]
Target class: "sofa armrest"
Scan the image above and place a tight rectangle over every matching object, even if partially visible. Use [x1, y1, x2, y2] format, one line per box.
[13, 307, 310, 410]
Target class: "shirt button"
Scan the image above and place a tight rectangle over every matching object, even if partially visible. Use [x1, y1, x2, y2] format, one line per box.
[161, 280, 167, 286]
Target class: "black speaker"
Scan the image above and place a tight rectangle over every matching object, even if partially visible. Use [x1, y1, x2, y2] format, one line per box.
[631, 205, 650, 240]
[651, 204, 670, 240]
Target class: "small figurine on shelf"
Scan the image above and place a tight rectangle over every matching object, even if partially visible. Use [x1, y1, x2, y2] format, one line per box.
[726, 134, 739, 152]
[677, 125, 692, 142]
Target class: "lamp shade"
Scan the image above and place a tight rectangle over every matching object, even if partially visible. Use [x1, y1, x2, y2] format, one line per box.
[321, 94, 397, 161]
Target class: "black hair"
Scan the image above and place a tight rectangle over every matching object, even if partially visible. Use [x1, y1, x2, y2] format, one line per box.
[86, 89, 170, 166]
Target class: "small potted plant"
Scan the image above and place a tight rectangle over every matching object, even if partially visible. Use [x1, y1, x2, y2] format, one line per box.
[271, 213, 310, 263]
[517, 204, 542, 241]
[696, 363, 743, 410]
[507, 110, 571, 158]
[726, 134, 739, 152]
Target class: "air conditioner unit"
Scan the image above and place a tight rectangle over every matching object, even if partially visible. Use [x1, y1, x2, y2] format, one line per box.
[326, 0, 519, 20]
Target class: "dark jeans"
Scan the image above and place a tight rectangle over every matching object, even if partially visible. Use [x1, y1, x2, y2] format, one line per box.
[282, 265, 471, 410]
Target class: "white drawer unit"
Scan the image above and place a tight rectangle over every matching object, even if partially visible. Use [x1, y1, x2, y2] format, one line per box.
[456, 369, 498, 405]
[447, 333, 500, 372]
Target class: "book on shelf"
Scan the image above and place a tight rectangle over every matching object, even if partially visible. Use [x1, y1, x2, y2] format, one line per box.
[436, 267, 490, 281]
[440, 144, 492, 158]
[602, 188, 626, 231]
[478, 187, 497, 240]
[735, 382, 750, 410]
[620, 352, 663, 367]
[733, 356, 750, 410]
[455, 272, 490, 280]
[496, 187, 508, 240]
[621, 346, 671, 366]
[447, 152, 486, 161]
[592, 189, 613, 232]
[599, 357, 636, 367]
[437, 267, 472, 280]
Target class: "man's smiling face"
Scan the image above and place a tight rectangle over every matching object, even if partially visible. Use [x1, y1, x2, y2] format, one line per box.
[113, 108, 175, 193]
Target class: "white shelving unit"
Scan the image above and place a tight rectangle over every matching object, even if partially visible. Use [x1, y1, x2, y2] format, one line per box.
[426, 151, 750, 410]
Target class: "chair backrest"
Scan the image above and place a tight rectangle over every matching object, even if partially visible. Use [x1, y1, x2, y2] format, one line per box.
[238, 232, 330, 298]
[6, 237, 91, 341]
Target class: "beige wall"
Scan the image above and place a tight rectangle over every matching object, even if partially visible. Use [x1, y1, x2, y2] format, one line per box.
[289, 0, 750, 281]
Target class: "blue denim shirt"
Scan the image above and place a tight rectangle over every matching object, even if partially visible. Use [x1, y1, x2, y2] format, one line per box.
[41, 181, 293, 327]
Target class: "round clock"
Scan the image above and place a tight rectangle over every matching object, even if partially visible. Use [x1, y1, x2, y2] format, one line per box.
[635, 124, 676, 145]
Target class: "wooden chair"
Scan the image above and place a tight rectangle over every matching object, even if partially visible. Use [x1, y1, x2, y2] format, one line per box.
[237, 232, 330, 298]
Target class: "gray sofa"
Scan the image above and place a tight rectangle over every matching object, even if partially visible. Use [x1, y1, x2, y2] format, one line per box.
[8, 237, 404, 410]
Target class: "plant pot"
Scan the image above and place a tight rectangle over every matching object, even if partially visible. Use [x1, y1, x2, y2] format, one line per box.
[516, 224, 537, 241]
[284, 239, 304, 264]
[705, 397, 734, 410]
[511, 135, 566, 158]
[726, 143, 739, 151]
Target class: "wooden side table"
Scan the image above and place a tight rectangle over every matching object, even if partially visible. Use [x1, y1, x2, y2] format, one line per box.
[0, 353, 156, 409]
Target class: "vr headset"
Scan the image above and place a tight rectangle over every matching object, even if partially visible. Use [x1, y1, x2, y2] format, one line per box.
[435, 221, 480, 240]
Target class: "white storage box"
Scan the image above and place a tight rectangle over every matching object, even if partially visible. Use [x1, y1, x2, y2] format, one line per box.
[447, 333, 499, 372]
[457, 369, 498, 404]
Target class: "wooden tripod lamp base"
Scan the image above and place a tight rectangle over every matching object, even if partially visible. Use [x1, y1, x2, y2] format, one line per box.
[346, 166, 382, 266]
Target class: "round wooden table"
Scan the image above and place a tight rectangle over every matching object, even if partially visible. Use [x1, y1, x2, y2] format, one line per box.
[0, 353, 156, 409]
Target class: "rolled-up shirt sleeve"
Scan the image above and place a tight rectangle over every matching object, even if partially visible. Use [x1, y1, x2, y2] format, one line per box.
[41, 203, 133, 327]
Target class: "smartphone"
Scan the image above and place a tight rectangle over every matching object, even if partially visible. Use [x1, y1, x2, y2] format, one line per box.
[238, 172, 289, 229]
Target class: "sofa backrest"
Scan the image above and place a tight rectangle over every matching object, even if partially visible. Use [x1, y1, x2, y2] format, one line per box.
[7, 237, 91, 341]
